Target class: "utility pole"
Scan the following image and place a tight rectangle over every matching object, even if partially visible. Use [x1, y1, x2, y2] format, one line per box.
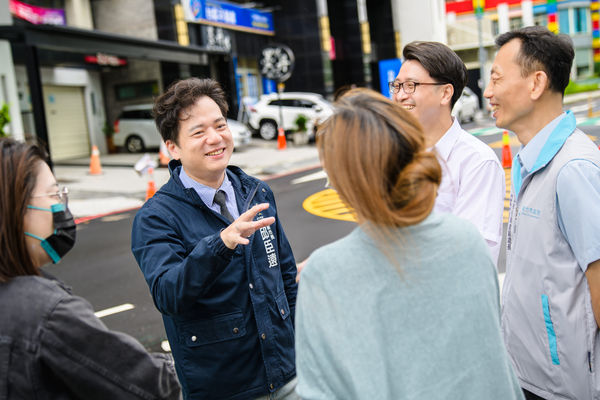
[474, 0, 487, 104]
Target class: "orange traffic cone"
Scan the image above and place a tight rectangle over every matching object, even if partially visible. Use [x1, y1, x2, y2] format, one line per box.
[145, 167, 157, 201]
[277, 127, 287, 150]
[501, 131, 512, 168]
[158, 141, 170, 167]
[89, 145, 102, 175]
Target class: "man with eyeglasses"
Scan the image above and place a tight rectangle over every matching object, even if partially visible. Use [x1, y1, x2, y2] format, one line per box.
[392, 41, 505, 265]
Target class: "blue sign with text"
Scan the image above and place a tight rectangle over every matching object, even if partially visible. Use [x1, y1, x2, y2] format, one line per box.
[378, 58, 402, 99]
[188, 0, 274, 35]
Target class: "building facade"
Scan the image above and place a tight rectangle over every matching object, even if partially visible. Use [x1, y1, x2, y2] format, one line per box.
[446, 0, 595, 103]
[3, 0, 595, 162]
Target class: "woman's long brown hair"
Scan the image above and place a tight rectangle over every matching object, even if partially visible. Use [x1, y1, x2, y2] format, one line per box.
[317, 88, 442, 260]
[0, 138, 46, 282]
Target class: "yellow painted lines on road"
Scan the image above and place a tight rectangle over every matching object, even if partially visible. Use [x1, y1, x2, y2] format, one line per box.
[489, 134, 522, 149]
[304, 173, 513, 223]
[504, 168, 511, 223]
[302, 189, 357, 222]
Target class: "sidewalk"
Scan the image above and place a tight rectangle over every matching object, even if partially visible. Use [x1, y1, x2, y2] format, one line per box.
[56, 140, 320, 221]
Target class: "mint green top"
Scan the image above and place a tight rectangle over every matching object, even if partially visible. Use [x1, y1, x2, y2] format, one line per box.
[295, 213, 523, 400]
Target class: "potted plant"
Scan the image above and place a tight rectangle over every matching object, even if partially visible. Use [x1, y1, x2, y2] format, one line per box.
[0, 103, 10, 137]
[103, 121, 116, 153]
[293, 114, 309, 145]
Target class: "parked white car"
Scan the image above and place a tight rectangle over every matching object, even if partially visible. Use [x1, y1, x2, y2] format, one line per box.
[113, 104, 251, 152]
[452, 87, 479, 123]
[247, 92, 334, 140]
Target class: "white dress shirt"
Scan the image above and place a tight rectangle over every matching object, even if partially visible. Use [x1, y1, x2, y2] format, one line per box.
[432, 118, 505, 264]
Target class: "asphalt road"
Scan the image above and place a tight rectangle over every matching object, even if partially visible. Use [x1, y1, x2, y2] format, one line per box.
[45, 106, 600, 353]
[45, 167, 356, 352]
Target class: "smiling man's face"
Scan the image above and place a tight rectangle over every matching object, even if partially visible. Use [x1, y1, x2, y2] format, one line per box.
[392, 60, 448, 130]
[484, 38, 535, 133]
[166, 96, 233, 188]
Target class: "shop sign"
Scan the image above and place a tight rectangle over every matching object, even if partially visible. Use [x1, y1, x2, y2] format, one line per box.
[260, 44, 294, 83]
[203, 26, 232, 51]
[9, 0, 66, 26]
[378, 58, 402, 99]
[84, 53, 127, 67]
[183, 0, 274, 36]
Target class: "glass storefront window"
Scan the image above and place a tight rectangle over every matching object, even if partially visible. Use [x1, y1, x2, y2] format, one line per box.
[509, 17, 523, 31]
[558, 9, 570, 34]
[115, 81, 159, 101]
[574, 7, 588, 33]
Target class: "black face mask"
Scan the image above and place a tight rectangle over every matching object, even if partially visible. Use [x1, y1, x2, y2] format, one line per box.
[25, 203, 77, 263]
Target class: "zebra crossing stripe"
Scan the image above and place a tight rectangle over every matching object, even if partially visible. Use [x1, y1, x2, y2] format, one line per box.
[469, 127, 502, 137]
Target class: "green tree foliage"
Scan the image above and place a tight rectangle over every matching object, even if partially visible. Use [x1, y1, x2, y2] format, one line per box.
[0, 103, 10, 137]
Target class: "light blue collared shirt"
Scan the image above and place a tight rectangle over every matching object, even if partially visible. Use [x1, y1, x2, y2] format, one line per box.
[179, 168, 240, 221]
[516, 111, 600, 270]
[517, 112, 566, 181]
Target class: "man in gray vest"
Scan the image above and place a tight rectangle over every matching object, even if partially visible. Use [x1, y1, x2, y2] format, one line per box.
[484, 26, 600, 400]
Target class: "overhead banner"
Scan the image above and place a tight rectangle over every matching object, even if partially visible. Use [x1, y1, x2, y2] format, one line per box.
[182, 0, 274, 36]
[9, 0, 66, 25]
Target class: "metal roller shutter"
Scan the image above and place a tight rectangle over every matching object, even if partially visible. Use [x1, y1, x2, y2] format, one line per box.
[43, 85, 90, 161]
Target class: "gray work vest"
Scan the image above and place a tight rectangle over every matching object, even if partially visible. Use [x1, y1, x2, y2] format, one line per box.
[503, 129, 600, 400]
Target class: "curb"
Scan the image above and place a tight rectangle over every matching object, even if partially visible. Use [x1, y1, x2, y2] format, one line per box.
[74, 206, 142, 225]
[257, 163, 321, 181]
[75, 163, 323, 224]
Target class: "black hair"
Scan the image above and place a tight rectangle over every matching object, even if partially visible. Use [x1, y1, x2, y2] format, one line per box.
[153, 78, 229, 144]
[496, 26, 574, 94]
[403, 41, 468, 108]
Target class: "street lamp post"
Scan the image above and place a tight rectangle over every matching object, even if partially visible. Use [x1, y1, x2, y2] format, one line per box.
[474, 0, 487, 105]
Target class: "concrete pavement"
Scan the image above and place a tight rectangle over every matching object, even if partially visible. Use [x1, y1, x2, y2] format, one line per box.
[55, 139, 320, 221]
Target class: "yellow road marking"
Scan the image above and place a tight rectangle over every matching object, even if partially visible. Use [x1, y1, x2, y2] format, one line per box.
[303, 169, 512, 224]
[302, 189, 357, 222]
[489, 135, 522, 148]
[504, 168, 511, 223]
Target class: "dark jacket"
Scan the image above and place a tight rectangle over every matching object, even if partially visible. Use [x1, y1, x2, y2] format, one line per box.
[0, 273, 181, 399]
[131, 162, 297, 400]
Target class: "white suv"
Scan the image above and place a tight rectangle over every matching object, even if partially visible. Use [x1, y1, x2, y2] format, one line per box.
[113, 104, 251, 152]
[247, 92, 333, 140]
[452, 87, 479, 124]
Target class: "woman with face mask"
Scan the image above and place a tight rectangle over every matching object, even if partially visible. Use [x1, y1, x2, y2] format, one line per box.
[294, 89, 524, 400]
[0, 138, 180, 399]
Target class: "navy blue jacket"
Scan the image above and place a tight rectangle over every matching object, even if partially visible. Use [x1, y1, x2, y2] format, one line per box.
[131, 161, 297, 400]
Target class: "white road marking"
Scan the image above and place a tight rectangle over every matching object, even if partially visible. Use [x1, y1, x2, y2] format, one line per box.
[94, 303, 135, 318]
[291, 170, 327, 185]
[570, 104, 592, 113]
[100, 214, 131, 222]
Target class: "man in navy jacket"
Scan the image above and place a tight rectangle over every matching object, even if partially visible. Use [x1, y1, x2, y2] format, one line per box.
[131, 78, 299, 400]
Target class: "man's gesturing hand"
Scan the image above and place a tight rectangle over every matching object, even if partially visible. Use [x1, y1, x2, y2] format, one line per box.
[220, 203, 275, 249]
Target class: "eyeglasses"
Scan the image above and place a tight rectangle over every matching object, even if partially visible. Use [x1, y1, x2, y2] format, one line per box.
[31, 186, 69, 205]
[388, 81, 447, 95]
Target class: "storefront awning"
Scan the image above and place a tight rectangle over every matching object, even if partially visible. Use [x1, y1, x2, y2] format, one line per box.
[0, 23, 227, 64]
